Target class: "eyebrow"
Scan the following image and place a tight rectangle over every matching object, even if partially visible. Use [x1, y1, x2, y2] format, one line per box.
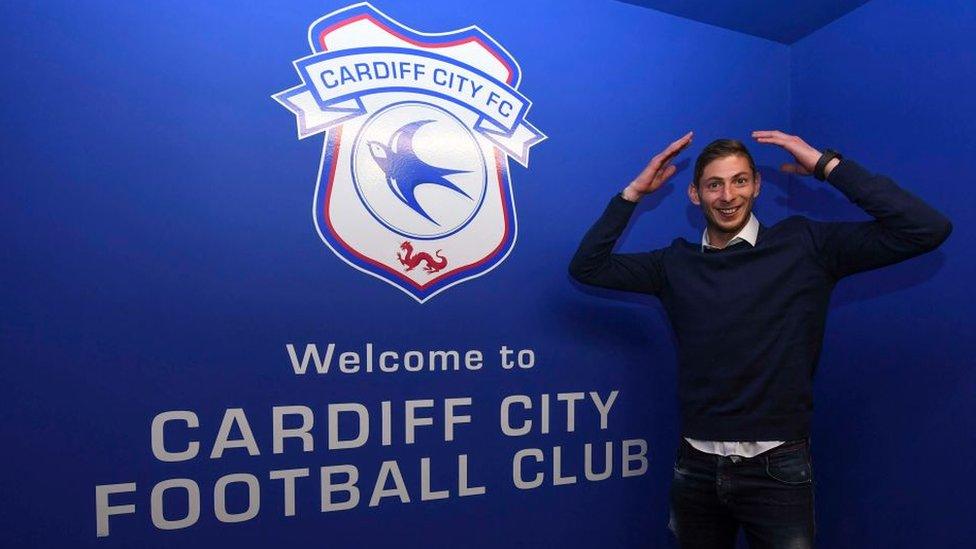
[705, 172, 750, 182]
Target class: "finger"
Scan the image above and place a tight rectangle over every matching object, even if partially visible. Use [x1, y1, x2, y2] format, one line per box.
[660, 163, 678, 182]
[655, 162, 677, 181]
[751, 130, 790, 139]
[753, 134, 791, 147]
[674, 130, 694, 150]
[643, 131, 693, 177]
[651, 163, 677, 189]
[660, 131, 694, 163]
[643, 154, 665, 176]
[664, 131, 694, 153]
[752, 130, 795, 145]
[646, 151, 675, 176]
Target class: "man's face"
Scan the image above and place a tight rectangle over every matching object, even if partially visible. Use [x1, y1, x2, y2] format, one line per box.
[687, 154, 761, 238]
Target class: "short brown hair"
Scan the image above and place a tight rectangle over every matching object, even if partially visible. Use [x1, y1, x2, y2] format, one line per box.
[693, 139, 757, 187]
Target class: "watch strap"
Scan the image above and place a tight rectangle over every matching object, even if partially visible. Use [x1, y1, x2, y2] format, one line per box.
[814, 149, 842, 181]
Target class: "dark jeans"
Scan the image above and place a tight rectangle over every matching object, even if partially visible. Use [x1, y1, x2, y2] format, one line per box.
[669, 437, 816, 548]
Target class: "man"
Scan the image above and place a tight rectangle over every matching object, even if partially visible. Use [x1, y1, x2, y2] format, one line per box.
[568, 130, 952, 548]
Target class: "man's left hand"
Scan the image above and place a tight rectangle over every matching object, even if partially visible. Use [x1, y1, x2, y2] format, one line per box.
[752, 130, 840, 178]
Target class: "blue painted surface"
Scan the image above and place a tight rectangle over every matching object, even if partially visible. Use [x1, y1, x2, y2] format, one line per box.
[0, 1, 789, 547]
[2, 0, 969, 547]
[791, 1, 975, 547]
[620, 0, 873, 44]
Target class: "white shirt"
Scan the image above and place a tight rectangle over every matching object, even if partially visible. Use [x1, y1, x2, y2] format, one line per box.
[685, 213, 785, 458]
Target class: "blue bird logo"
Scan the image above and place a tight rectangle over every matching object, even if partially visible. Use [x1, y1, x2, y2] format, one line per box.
[367, 120, 471, 225]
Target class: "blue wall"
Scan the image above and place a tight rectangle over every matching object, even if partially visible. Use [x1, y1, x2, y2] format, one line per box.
[0, 1, 789, 547]
[5, 0, 969, 547]
[791, 1, 975, 547]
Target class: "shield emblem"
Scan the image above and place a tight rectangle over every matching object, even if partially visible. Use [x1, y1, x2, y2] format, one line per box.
[274, 2, 545, 302]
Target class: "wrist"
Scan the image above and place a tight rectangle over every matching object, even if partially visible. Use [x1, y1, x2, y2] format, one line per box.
[621, 184, 644, 203]
[814, 149, 843, 181]
[823, 157, 841, 179]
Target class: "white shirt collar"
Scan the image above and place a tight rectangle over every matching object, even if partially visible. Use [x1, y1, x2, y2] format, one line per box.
[701, 213, 760, 251]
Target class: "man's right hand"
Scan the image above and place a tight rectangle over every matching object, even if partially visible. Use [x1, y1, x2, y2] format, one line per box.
[622, 131, 694, 202]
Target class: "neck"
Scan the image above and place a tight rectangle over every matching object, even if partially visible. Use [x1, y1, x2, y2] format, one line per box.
[706, 226, 737, 249]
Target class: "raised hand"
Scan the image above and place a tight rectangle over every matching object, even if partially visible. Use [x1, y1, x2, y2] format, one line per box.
[751, 130, 837, 178]
[623, 131, 694, 202]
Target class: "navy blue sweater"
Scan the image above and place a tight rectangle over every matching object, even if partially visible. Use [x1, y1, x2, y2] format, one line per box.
[569, 159, 952, 440]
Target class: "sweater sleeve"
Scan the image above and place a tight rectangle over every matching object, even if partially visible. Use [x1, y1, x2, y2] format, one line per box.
[809, 159, 953, 279]
[568, 194, 667, 295]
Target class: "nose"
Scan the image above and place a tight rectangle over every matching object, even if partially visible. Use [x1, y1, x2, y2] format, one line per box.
[721, 183, 734, 202]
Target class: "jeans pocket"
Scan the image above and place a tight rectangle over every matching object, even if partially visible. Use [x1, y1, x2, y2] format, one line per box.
[673, 453, 684, 475]
[765, 448, 813, 485]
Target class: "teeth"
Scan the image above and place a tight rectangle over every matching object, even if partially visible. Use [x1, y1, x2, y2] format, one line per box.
[719, 207, 739, 214]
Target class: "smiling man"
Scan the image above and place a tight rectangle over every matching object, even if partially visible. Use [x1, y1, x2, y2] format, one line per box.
[569, 130, 952, 548]
[687, 141, 761, 249]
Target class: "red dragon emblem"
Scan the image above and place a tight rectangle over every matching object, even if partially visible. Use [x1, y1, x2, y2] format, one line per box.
[397, 241, 448, 273]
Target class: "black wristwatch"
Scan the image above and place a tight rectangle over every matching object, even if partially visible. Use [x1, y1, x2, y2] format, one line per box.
[814, 149, 842, 181]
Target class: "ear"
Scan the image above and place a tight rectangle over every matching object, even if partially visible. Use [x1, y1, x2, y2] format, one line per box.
[687, 182, 701, 206]
[753, 171, 761, 198]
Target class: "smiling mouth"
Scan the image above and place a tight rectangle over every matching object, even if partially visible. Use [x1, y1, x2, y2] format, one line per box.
[717, 206, 741, 217]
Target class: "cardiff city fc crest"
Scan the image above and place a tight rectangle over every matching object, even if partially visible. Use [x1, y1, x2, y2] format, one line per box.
[273, 2, 545, 302]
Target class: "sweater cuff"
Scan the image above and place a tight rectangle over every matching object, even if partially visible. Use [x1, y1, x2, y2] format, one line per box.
[611, 192, 640, 209]
[824, 158, 872, 200]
